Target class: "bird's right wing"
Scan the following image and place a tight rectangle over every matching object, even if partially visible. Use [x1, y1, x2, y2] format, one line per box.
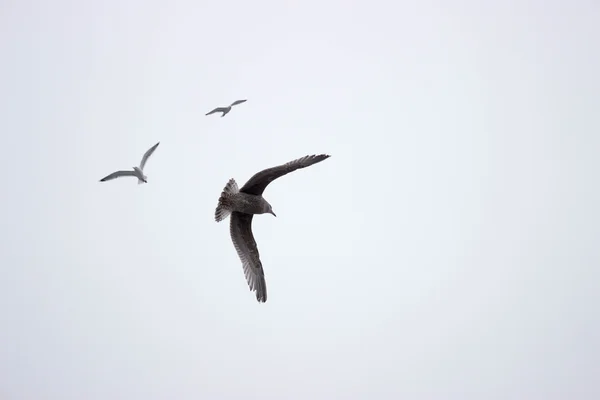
[140, 142, 160, 171]
[205, 107, 228, 116]
[99, 170, 137, 182]
[230, 212, 267, 303]
[230, 99, 247, 106]
[239, 154, 331, 196]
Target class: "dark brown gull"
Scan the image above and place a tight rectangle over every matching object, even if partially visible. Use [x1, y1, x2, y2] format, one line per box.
[214, 154, 331, 303]
[205, 99, 247, 117]
[99, 142, 160, 184]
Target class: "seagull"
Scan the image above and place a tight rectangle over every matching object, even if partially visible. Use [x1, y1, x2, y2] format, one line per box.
[205, 99, 247, 117]
[99, 142, 160, 184]
[214, 154, 331, 303]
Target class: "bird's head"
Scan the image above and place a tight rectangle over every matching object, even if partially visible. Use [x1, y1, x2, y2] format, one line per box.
[263, 201, 276, 217]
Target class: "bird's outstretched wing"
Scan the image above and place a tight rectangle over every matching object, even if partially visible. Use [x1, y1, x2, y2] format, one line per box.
[99, 170, 137, 182]
[230, 212, 267, 303]
[240, 154, 331, 196]
[230, 99, 247, 106]
[140, 142, 160, 171]
[206, 107, 228, 116]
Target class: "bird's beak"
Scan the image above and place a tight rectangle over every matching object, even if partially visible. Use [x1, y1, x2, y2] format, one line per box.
[270, 210, 277, 217]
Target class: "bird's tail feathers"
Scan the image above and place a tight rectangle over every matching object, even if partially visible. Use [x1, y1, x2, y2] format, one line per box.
[215, 178, 239, 222]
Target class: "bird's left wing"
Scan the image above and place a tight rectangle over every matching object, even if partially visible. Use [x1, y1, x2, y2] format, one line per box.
[230, 212, 267, 303]
[230, 99, 247, 106]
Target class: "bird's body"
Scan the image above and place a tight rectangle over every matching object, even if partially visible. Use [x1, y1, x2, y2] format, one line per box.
[217, 188, 273, 220]
[132, 166, 147, 184]
[214, 154, 331, 303]
[206, 99, 247, 117]
[99, 142, 160, 184]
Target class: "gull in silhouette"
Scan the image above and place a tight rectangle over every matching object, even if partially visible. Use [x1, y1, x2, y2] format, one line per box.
[99, 142, 160, 184]
[205, 99, 247, 117]
[214, 154, 331, 303]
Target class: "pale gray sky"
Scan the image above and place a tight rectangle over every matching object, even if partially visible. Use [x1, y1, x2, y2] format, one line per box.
[1, 1, 599, 399]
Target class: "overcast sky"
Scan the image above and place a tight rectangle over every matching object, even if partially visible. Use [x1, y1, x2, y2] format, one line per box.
[1, 1, 599, 399]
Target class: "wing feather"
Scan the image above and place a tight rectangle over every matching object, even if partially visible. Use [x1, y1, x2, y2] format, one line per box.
[229, 212, 267, 303]
[205, 107, 228, 116]
[99, 170, 137, 182]
[140, 142, 160, 171]
[239, 154, 331, 196]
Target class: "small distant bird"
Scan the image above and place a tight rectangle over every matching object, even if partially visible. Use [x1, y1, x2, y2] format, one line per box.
[205, 99, 247, 117]
[99, 142, 160, 184]
[214, 154, 331, 303]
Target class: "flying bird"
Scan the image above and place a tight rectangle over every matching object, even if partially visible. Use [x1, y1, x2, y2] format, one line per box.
[99, 142, 160, 184]
[205, 99, 247, 117]
[214, 154, 331, 303]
